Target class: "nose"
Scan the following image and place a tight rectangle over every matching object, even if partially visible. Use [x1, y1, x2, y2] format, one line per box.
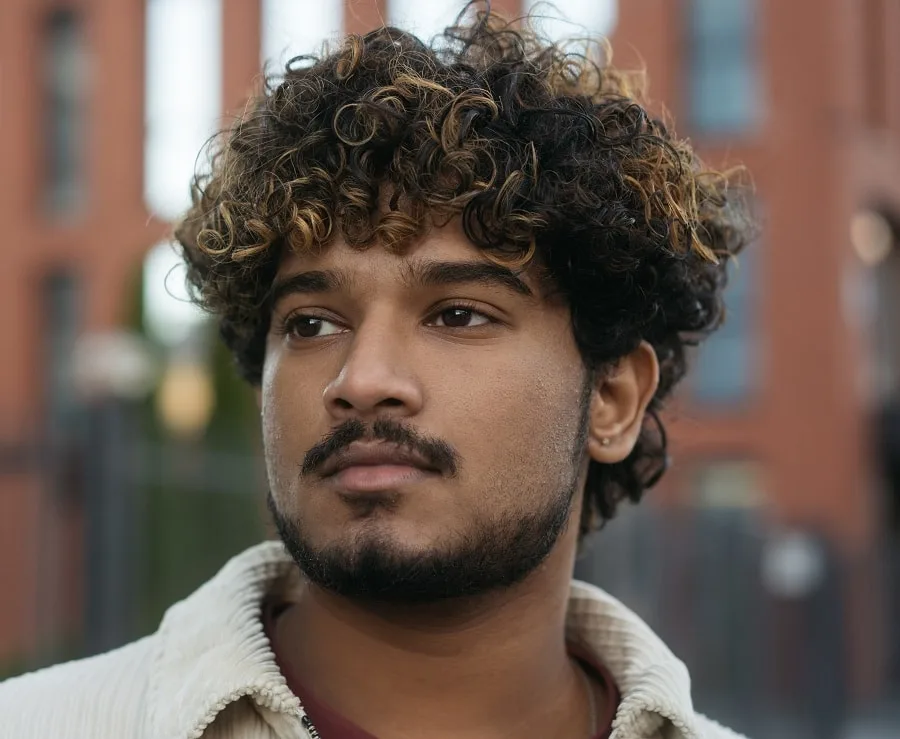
[322, 317, 424, 421]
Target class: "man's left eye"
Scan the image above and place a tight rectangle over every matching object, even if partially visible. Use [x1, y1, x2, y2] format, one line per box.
[430, 308, 491, 328]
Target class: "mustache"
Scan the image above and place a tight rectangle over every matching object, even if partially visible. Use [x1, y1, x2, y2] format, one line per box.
[301, 419, 460, 478]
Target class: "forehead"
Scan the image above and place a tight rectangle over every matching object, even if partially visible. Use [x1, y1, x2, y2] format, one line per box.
[277, 219, 480, 275]
[274, 221, 547, 300]
[268, 211, 561, 308]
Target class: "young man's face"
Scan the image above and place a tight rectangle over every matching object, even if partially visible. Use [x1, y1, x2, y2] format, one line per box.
[260, 221, 594, 602]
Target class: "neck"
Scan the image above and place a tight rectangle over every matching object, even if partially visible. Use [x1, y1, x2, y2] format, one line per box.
[274, 516, 595, 739]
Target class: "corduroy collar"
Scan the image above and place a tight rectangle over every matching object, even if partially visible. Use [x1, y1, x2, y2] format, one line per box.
[148, 541, 702, 739]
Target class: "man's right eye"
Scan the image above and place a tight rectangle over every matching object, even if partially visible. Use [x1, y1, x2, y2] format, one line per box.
[283, 315, 345, 339]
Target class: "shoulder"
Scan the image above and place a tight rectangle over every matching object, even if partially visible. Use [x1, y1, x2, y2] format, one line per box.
[0, 635, 156, 738]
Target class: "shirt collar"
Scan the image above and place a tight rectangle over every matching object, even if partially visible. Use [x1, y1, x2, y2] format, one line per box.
[149, 541, 700, 739]
[148, 541, 302, 738]
[566, 581, 700, 739]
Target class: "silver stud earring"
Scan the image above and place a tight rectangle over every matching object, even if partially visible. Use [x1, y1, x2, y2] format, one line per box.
[600, 437, 611, 447]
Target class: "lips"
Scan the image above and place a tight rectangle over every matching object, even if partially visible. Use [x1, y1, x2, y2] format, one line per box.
[318, 442, 440, 492]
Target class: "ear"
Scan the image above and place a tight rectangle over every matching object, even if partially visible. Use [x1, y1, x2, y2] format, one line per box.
[586, 341, 660, 464]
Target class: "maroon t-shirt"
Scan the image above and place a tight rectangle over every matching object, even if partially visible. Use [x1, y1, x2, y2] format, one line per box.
[263, 601, 619, 739]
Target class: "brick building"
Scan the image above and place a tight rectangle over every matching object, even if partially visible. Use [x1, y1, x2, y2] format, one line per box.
[1, 0, 898, 705]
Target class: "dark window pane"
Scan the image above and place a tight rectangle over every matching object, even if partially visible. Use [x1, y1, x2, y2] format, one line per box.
[43, 270, 81, 432]
[862, 0, 888, 128]
[693, 248, 757, 403]
[687, 0, 760, 135]
[44, 10, 88, 214]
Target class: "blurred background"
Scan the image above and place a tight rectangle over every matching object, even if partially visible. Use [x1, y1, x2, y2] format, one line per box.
[0, 0, 898, 737]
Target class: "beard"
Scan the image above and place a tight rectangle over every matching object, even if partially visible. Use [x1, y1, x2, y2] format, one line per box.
[267, 381, 592, 604]
[267, 480, 576, 604]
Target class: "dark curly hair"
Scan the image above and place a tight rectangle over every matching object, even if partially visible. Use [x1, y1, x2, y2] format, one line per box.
[175, 2, 752, 536]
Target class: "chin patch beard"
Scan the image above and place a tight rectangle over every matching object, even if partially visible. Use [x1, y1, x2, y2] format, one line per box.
[266, 483, 576, 604]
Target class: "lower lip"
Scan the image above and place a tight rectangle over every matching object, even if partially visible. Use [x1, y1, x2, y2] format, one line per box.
[332, 464, 434, 492]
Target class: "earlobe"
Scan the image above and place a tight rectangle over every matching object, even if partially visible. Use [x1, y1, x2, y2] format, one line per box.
[587, 342, 660, 464]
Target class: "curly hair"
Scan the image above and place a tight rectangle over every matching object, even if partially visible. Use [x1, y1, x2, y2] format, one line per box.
[175, 2, 752, 536]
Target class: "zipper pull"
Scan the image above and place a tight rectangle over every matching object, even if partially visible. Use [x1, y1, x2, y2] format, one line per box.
[301, 714, 322, 739]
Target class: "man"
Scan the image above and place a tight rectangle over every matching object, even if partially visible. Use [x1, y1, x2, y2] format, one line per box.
[0, 4, 752, 737]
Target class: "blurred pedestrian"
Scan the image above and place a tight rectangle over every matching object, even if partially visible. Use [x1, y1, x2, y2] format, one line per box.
[0, 2, 754, 737]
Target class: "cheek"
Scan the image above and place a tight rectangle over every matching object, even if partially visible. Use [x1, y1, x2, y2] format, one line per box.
[259, 352, 324, 497]
[446, 341, 586, 490]
[260, 355, 289, 449]
[261, 346, 325, 433]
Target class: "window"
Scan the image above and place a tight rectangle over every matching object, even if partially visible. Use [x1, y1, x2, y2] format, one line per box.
[686, 0, 760, 135]
[144, 0, 222, 221]
[693, 459, 763, 508]
[43, 270, 81, 432]
[862, 0, 888, 128]
[524, 0, 618, 40]
[692, 246, 758, 404]
[43, 10, 88, 215]
[142, 241, 207, 348]
[261, 0, 342, 71]
[387, 0, 466, 42]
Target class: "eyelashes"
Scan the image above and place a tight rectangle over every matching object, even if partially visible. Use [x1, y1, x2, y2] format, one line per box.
[274, 302, 500, 341]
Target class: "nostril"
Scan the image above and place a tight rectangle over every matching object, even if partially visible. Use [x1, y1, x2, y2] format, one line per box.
[378, 398, 404, 408]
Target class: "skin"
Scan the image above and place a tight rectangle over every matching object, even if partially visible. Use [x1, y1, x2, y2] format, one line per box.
[258, 218, 659, 739]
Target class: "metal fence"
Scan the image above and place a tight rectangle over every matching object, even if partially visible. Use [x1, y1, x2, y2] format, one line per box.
[574, 505, 873, 739]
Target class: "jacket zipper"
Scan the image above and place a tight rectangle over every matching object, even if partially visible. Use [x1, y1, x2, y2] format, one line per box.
[301, 714, 322, 739]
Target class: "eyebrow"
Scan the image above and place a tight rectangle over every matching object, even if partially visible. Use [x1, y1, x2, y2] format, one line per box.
[269, 270, 347, 307]
[405, 260, 533, 297]
[269, 259, 533, 308]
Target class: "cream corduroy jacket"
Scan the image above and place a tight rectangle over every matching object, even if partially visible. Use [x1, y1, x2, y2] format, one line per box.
[0, 541, 748, 739]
